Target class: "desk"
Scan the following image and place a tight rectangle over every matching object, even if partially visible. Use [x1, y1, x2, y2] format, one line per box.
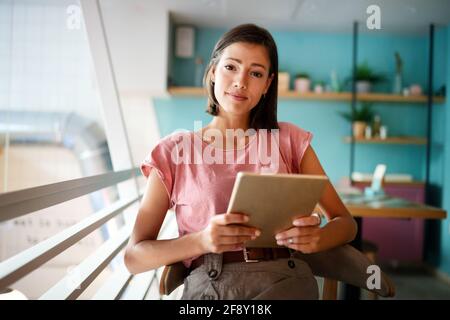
[337, 192, 447, 299]
[340, 193, 447, 219]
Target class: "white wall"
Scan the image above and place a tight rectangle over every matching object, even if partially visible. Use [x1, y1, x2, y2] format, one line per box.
[97, 0, 170, 95]
[81, 0, 169, 168]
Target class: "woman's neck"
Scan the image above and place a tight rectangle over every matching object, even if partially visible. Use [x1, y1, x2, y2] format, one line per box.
[200, 112, 253, 149]
[207, 113, 250, 135]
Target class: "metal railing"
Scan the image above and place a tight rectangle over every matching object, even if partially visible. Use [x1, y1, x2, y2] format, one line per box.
[0, 168, 177, 300]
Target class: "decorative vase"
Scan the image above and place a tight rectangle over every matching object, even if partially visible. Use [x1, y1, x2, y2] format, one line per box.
[353, 121, 367, 138]
[356, 81, 372, 93]
[410, 84, 422, 96]
[278, 72, 290, 92]
[295, 78, 311, 93]
[393, 72, 402, 94]
[314, 84, 324, 94]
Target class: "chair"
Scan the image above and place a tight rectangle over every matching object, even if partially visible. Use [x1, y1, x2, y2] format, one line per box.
[158, 262, 340, 299]
[321, 278, 339, 300]
[158, 206, 394, 300]
[361, 239, 379, 299]
[158, 244, 396, 300]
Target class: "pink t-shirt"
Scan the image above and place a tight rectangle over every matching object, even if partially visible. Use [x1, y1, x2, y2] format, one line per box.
[140, 121, 313, 268]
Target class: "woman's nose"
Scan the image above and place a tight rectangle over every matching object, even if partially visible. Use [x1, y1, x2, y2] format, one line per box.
[233, 72, 248, 89]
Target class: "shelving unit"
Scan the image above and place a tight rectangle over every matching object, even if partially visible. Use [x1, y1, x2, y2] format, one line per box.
[168, 86, 445, 104]
[168, 24, 443, 200]
[343, 136, 427, 145]
[347, 23, 439, 202]
[340, 22, 442, 299]
[167, 22, 446, 299]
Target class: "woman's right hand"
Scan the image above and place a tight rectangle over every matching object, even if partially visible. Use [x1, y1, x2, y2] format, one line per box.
[198, 213, 261, 254]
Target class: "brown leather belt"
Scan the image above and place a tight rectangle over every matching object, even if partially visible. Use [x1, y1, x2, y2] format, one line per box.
[191, 247, 291, 270]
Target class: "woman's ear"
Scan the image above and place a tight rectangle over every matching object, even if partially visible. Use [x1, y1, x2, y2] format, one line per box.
[263, 73, 274, 94]
[211, 67, 216, 83]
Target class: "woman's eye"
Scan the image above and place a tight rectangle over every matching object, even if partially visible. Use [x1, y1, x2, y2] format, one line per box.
[251, 71, 263, 78]
[224, 65, 235, 71]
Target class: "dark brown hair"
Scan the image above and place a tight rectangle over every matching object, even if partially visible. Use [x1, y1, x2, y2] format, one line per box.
[204, 24, 279, 130]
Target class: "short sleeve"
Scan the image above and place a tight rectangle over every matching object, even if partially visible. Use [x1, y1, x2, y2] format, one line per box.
[140, 141, 175, 206]
[291, 124, 313, 167]
[279, 122, 313, 173]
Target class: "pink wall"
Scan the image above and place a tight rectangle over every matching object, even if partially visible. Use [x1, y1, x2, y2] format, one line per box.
[356, 183, 425, 263]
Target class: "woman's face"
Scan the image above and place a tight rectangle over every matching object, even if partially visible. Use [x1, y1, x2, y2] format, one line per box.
[212, 42, 273, 117]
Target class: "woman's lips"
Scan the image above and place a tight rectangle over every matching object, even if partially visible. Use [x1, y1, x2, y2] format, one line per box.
[227, 92, 248, 101]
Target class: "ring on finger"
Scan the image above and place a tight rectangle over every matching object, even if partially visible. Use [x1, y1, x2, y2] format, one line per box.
[311, 212, 322, 226]
[288, 237, 294, 244]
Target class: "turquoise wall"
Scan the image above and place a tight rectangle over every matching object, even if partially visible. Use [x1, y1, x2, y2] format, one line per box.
[152, 24, 450, 277]
[155, 26, 448, 185]
[423, 26, 448, 272]
[437, 25, 450, 276]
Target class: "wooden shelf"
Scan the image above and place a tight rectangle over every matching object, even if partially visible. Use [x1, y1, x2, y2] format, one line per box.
[354, 93, 445, 104]
[168, 86, 445, 104]
[278, 91, 351, 101]
[280, 91, 445, 104]
[351, 180, 425, 186]
[339, 176, 424, 186]
[344, 136, 427, 145]
[168, 86, 206, 96]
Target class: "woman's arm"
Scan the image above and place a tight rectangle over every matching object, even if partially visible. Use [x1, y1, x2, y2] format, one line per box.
[301, 145, 357, 247]
[124, 170, 205, 274]
[124, 169, 261, 274]
[275, 145, 357, 253]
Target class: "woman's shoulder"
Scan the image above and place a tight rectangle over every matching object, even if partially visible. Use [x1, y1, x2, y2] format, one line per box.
[155, 130, 194, 149]
[276, 122, 313, 169]
[277, 121, 311, 138]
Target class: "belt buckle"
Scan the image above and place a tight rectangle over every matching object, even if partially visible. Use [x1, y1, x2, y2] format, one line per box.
[243, 247, 259, 263]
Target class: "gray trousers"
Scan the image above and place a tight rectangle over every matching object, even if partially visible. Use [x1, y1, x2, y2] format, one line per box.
[181, 253, 319, 300]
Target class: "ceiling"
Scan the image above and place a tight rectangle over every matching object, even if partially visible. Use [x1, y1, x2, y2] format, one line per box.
[162, 0, 450, 34]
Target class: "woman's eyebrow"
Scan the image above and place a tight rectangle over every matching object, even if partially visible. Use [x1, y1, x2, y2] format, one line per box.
[225, 57, 267, 70]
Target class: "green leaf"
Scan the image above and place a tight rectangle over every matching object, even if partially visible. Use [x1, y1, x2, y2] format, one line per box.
[338, 102, 374, 122]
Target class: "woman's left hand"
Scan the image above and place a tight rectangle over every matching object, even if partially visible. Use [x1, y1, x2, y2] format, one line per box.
[275, 213, 322, 254]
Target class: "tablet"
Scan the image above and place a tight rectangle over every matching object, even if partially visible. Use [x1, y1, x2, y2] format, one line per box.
[226, 172, 328, 247]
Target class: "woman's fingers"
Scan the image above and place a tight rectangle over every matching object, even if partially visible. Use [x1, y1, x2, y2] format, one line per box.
[213, 212, 249, 225]
[275, 226, 318, 240]
[276, 234, 318, 246]
[216, 243, 245, 252]
[292, 213, 321, 227]
[218, 235, 256, 245]
[203, 212, 262, 254]
[212, 213, 260, 237]
[217, 225, 260, 237]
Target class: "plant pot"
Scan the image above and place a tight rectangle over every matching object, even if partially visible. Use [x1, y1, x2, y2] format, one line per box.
[356, 81, 372, 93]
[295, 78, 311, 93]
[314, 84, 324, 94]
[352, 121, 367, 138]
[410, 84, 422, 96]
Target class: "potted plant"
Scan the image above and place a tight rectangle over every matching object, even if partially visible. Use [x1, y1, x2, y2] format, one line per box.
[314, 81, 326, 94]
[339, 102, 374, 138]
[353, 62, 386, 93]
[393, 52, 403, 94]
[294, 72, 311, 93]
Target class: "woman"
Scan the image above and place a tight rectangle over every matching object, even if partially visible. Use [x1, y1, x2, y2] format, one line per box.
[124, 24, 357, 300]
